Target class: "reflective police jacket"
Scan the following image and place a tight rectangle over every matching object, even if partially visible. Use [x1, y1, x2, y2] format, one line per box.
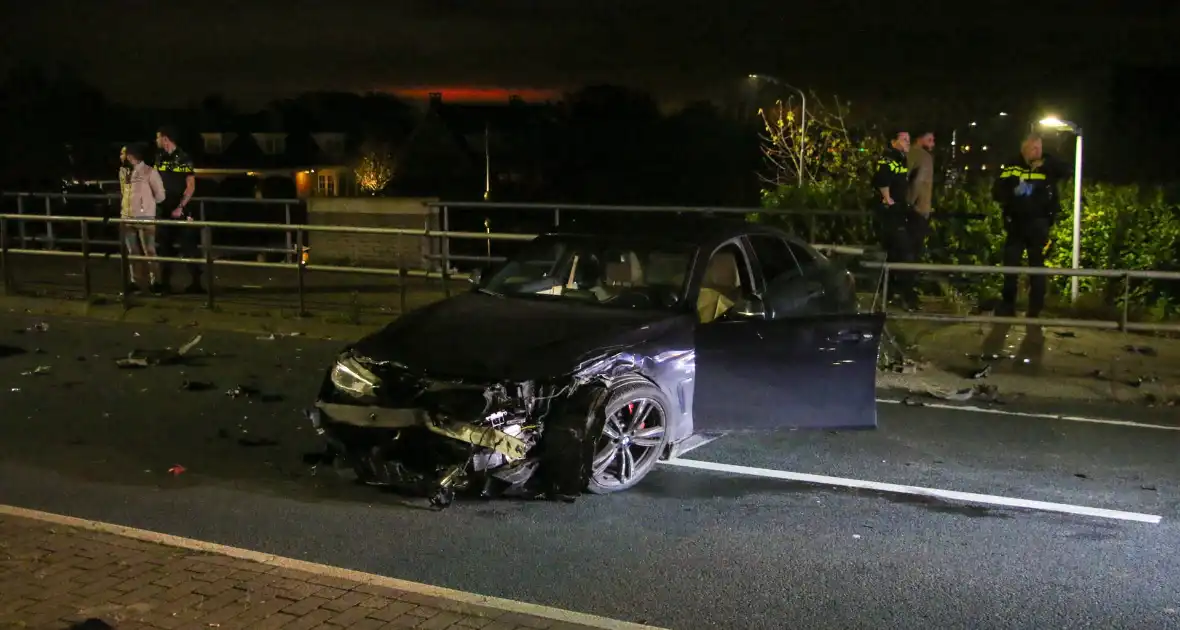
[992, 154, 1070, 223]
[871, 147, 909, 209]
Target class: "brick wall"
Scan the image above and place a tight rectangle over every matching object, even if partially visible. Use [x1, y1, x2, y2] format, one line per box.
[306, 197, 441, 269]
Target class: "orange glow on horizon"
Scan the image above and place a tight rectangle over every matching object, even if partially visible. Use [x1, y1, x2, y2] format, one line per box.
[389, 86, 561, 103]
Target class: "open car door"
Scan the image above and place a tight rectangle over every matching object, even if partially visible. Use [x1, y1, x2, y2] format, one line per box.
[693, 311, 885, 431]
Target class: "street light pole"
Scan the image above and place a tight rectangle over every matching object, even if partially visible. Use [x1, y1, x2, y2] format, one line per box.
[749, 74, 806, 187]
[1039, 116, 1084, 303]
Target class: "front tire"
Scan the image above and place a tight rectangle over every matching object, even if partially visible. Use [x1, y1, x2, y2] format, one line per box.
[585, 381, 671, 495]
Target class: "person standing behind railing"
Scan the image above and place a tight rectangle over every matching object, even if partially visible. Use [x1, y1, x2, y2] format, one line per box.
[153, 126, 202, 295]
[872, 130, 921, 311]
[992, 134, 1070, 318]
[906, 130, 936, 262]
[124, 144, 166, 293]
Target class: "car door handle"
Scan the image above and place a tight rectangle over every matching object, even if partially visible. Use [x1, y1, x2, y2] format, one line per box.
[832, 330, 870, 343]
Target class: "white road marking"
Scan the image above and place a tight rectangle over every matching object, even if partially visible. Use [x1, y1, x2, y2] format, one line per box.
[877, 397, 1180, 431]
[0, 504, 667, 630]
[660, 458, 1163, 524]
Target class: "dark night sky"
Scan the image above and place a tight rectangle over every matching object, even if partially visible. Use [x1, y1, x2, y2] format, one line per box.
[3, 0, 1179, 107]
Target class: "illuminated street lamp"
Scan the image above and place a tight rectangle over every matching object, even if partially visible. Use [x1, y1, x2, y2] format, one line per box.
[749, 73, 807, 186]
[1039, 116, 1084, 302]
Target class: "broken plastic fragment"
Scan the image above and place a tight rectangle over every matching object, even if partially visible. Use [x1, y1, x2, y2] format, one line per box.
[167, 464, 186, 476]
[115, 357, 151, 369]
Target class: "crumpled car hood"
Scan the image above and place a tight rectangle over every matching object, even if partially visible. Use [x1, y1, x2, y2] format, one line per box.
[351, 291, 685, 380]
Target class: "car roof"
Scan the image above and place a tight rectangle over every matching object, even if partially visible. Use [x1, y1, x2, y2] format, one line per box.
[540, 216, 801, 250]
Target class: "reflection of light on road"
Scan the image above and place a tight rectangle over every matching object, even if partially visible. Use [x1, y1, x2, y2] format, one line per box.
[660, 458, 1162, 524]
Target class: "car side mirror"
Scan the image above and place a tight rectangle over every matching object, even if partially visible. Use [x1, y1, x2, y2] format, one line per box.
[730, 296, 768, 320]
[467, 268, 484, 286]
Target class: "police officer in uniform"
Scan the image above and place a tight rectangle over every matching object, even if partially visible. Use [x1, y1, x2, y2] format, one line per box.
[153, 126, 203, 294]
[992, 134, 1069, 317]
[871, 130, 920, 310]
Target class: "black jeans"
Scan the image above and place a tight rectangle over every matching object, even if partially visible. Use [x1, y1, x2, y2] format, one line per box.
[1000, 217, 1051, 315]
[156, 210, 202, 288]
[877, 204, 919, 306]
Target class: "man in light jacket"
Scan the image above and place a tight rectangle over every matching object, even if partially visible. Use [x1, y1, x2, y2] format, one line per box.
[124, 143, 166, 293]
[906, 130, 936, 261]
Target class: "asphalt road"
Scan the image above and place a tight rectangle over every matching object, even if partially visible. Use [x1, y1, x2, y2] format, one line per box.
[1, 314, 1179, 630]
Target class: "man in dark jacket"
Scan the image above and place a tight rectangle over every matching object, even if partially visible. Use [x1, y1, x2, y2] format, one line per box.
[871, 130, 920, 310]
[992, 134, 1070, 317]
[154, 126, 202, 295]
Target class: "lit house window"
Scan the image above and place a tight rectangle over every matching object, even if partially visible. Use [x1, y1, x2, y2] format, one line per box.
[316, 173, 336, 196]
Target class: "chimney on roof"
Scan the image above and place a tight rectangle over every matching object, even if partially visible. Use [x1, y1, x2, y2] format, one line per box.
[429, 92, 443, 105]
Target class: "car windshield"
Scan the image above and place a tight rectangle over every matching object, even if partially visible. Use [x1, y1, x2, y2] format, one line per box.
[482, 235, 697, 311]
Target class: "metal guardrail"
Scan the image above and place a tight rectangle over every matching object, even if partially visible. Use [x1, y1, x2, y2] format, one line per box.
[426, 201, 870, 261]
[0, 213, 533, 315]
[0, 208, 1176, 335]
[861, 260, 1180, 334]
[1, 191, 304, 262]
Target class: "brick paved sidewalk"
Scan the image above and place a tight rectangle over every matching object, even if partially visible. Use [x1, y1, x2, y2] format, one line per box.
[0, 511, 650, 630]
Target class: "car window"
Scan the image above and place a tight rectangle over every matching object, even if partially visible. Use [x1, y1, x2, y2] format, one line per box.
[482, 236, 695, 311]
[696, 241, 754, 324]
[748, 234, 802, 287]
[786, 241, 818, 273]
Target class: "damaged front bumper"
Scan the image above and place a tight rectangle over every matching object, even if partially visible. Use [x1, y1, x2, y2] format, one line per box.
[307, 393, 544, 506]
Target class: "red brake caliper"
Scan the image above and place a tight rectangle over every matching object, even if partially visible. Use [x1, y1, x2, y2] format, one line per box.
[627, 403, 643, 429]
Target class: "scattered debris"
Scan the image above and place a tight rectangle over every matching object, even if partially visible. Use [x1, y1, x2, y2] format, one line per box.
[257, 334, 276, 341]
[115, 334, 203, 368]
[225, 385, 261, 399]
[29, 322, 49, 333]
[929, 383, 1002, 403]
[891, 359, 919, 375]
[900, 397, 925, 407]
[167, 464, 186, 476]
[1141, 485, 1158, 492]
[969, 363, 992, 380]
[20, 365, 51, 376]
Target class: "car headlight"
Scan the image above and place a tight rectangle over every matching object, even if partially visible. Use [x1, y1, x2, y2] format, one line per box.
[331, 355, 381, 398]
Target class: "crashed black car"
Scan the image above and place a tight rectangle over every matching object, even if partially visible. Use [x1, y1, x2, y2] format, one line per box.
[307, 220, 885, 506]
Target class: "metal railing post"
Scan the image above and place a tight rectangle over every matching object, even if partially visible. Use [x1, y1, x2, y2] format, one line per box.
[284, 203, 293, 263]
[119, 225, 131, 310]
[397, 233, 407, 314]
[44, 197, 55, 250]
[0, 216, 10, 295]
[1120, 273, 1131, 332]
[442, 205, 451, 273]
[881, 265, 890, 310]
[440, 205, 451, 298]
[295, 227, 306, 316]
[16, 196, 27, 249]
[203, 226, 215, 309]
[80, 220, 91, 299]
[554, 207, 560, 227]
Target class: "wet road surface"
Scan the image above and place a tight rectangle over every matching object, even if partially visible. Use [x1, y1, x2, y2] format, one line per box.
[1, 314, 1179, 629]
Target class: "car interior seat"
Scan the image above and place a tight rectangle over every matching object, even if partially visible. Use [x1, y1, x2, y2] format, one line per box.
[697, 251, 741, 323]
